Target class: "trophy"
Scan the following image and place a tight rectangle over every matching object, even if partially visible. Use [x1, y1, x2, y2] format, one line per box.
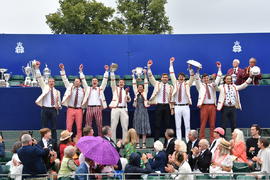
[30, 60, 38, 87]
[186, 60, 202, 69]
[231, 73, 237, 84]
[0, 68, 7, 87]
[250, 66, 261, 76]
[4, 73, 11, 87]
[43, 64, 51, 84]
[22, 63, 32, 86]
[110, 63, 118, 72]
[132, 67, 144, 81]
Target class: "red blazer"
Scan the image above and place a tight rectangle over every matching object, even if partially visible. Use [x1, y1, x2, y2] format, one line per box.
[243, 66, 262, 85]
[227, 67, 245, 85]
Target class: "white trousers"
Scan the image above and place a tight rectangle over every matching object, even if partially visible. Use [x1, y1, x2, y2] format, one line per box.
[111, 108, 129, 142]
[174, 105, 190, 142]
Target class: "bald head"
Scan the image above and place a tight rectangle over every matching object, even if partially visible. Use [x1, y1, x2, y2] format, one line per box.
[199, 139, 209, 150]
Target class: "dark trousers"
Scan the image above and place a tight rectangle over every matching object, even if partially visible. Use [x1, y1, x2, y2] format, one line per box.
[155, 104, 171, 141]
[221, 106, 237, 135]
[41, 107, 57, 140]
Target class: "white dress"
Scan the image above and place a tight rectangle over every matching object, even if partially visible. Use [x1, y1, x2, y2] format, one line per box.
[6, 153, 23, 180]
[210, 154, 233, 177]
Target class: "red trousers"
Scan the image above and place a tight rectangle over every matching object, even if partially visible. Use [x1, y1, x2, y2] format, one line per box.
[86, 106, 103, 136]
[199, 104, 216, 142]
[66, 108, 83, 138]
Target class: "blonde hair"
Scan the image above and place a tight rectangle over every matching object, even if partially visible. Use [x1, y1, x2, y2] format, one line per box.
[124, 128, 137, 145]
[154, 140, 164, 152]
[233, 129, 245, 144]
[174, 139, 187, 153]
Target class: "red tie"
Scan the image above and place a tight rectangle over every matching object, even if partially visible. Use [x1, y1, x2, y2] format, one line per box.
[119, 87, 123, 103]
[206, 84, 211, 99]
[74, 87, 79, 108]
[178, 82, 182, 103]
[51, 88, 55, 106]
[163, 84, 166, 103]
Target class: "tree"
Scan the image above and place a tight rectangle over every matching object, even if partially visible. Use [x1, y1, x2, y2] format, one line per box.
[116, 0, 172, 34]
[46, 0, 124, 34]
[46, 0, 172, 34]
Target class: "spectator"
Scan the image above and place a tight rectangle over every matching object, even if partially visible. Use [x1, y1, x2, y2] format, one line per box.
[187, 130, 199, 155]
[147, 140, 167, 173]
[164, 129, 176, 156]
[124, 152, 152, 180]
[122, 128, 137, 160]
[82, 126, 94, 137]
[166, 152, 193, 180]
[246, 124, 261, 160]
[210, 139, 233, 175]
[17, 134, 49, 179]
[252, 138, 270, 174]
[0, 134, 4, 157]
[188, 139, 212, 173]
[6, 141, 23, 180]
[58, 146, 78, 179]
[59, 130, 75, 161]
[227, 59, 245, 85]
[169, 139, 188, 167]
[209, 127, 224, 154]
[75, 157, 96, 180]
[230, 129, 248, 163]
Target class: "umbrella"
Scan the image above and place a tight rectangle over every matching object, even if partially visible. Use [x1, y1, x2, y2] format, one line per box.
[76, 136, 120, 165]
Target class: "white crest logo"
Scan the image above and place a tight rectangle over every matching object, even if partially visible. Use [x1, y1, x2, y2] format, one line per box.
[233, 41, 242, 53]
[15, 42, 24, 54]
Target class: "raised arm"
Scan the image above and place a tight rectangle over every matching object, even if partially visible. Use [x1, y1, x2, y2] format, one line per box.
[212, 62, 222, 91]
[169, 57, 177, 85]
[187, 64, 195, 86]
[143, 69, 149, 95]
[147, 59, 158, 86]
[236, 77, 252, 91]
[100, 65, 109, 90]
[59, 63, 70, 88]
[132, 72, 137, 95]
[194, 69, 202, 91]
[110, 71, 117, 92]
[79, 64, 89, 89]
[34, 61, 46, 90]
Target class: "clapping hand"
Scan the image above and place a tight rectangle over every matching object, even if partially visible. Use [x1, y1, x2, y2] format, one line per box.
[165, 164, 174, 173]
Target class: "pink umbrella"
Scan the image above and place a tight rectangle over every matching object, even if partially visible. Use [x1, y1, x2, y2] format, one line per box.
[76, 136, 120, 165]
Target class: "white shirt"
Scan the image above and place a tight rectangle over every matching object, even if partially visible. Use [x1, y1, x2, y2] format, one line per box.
[42, 138, 48, 148]
[88, 87, 101, 106]
[175, 82, 189, 104]
[43, 88, 55, 107]
[157, 83, 169, 104]
[69, 87, 84, 107]
[203, 83, 215, 104]
[210, 138, 222, 155]
[117, 87, 127, 107]
[257, 147, 270, 173]
[224, 84, 236, 106]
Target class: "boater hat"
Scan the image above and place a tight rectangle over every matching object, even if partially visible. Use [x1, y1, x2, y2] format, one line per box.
[60, 130, 73, 141]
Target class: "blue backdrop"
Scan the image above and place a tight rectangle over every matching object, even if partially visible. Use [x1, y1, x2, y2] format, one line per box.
[0, 33, 270, 75]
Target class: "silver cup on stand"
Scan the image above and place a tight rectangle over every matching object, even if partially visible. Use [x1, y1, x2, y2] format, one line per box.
[132, 67, 144, 81]
[43, 64, 51, 84]
[0, 68, 7, 87]
[22, 63, 32, 86]
[4, 73, 11, 87]
[110, 63, 118, 72]
[30, 60, 38, 87]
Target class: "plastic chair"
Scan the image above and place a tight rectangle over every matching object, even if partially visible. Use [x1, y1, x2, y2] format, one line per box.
[196, 174, 211, 179]
[11, 75, 24, 81]
[233, 162, 250, 172]
[236, 175, 256, 180]
[216, 176, 232, 179]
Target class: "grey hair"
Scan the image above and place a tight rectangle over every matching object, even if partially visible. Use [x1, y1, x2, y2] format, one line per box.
[21, 134, 32, 145]
[154, 140, 164, 152]
[189, 130, 198, 139]
[64, 145, 76, 158]
[233, 59, 240, 64]
[165, 129, 175, 138]
[199, 139, 210, 148]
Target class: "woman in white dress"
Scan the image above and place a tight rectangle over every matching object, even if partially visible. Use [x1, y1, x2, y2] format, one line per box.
[6, 142, 23, 180]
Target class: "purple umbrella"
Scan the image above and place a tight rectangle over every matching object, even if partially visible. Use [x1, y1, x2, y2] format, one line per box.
[76, 136, 120, 165]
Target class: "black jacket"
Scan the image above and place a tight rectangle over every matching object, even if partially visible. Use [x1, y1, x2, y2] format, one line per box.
[148, 151, 167, 173]
[188, 149, 212, 173]
[103, 136, 122, 170]
[187, 139, 200, 155]
[164, 138, 176, 156]
[124, 153, 152, 179]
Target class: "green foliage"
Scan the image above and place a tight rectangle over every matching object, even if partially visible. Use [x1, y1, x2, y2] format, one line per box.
[46, 0, 172, 34]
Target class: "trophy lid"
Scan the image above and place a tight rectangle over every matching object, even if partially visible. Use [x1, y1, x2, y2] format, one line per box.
[110, 63, 118, 71]
[187, 60, 202, 69]
[250, 66, 260, 75]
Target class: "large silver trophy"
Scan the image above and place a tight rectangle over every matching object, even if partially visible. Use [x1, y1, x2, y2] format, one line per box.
[0, 68, 8, 87]
[30, 60, 38, 87]
[110, 63, 118, 72]
[22, 63, 32, 86]
[4, 73, 11, 87]
[186, 60, 202, 69]
[43, 64, 51, 84]
[132, 67, 144, 81]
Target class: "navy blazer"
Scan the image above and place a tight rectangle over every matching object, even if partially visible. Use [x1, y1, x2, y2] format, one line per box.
[188, 149, 212, 173]
[164, 138, 176, 156]
[17, 144, 49, 177]
[148, 151, 167, 173]
[75, 162, 94, 180]
[0, 143, 5, 157]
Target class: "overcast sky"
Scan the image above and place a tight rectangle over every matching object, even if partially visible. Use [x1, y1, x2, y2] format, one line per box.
[0, 0, 270, 34]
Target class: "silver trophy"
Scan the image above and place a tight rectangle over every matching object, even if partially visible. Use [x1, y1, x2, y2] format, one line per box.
[4, 73, 11, 87]
[0, 68, 7, 87]
[43, 64, 51, 84]
[231, 73, 237, 84]
[110, 63, 118, 72]
[30, 60, 38, 87]
[22, 63, 32, 86]
[132, 67, 144, 81]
